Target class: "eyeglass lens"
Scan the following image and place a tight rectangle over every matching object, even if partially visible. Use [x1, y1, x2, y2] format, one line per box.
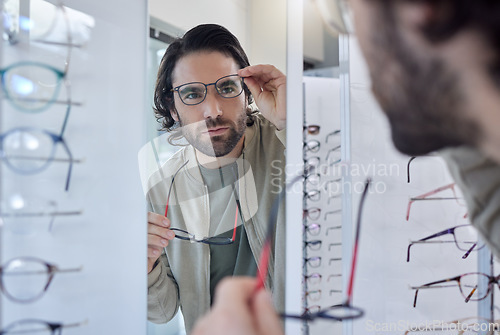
[1, 258, 52, 302]
[0, 63, 64, 111]
[177, 75, 243, 105]
[459, 273, 491, 301]
[1, 128, 58, 172]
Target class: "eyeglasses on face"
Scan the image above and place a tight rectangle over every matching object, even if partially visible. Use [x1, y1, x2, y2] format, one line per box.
[0, 257, 82, 303]
[407, 224, 485, 262]
[0, 318, 87, 335]
[411, 272, 500, 308]
[171, 74, 244, 106]
[165, 160, 240, 245]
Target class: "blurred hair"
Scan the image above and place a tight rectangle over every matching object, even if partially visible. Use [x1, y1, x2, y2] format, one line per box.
[390, 0, 500, 87]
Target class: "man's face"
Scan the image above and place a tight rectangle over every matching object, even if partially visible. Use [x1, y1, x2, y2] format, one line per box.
[349, 0, 480, 156]
[171, 51, 247, 157]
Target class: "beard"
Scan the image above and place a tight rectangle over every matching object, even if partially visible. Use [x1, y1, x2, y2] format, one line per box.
[366, 5, 481, 156]
[178, 109, 247, 157]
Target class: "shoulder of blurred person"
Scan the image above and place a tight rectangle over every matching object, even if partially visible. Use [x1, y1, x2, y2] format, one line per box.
[440, 146, 500, 257]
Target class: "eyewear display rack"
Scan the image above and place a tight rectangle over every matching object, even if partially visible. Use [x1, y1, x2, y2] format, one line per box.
[0, 0, 148, 334]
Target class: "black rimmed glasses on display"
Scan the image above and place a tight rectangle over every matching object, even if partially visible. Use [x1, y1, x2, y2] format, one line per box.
[0, 319, 88, 335]
[281, 179, 370, 322]
[171, 74, 244, 106]
[411, 273, 500, 308]
[164, 160, 239, 245]
[407, 224, 485, 262]
[0, 257, 82, 303]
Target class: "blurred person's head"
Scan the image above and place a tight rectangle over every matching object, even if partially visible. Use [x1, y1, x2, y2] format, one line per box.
[350, 0, 500, 162]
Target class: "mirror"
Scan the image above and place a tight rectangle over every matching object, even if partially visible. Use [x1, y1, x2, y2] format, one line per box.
[142, 1, 287, 334]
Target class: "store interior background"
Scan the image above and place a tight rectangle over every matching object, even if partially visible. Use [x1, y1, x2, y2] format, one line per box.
[0, 0, 498, 334]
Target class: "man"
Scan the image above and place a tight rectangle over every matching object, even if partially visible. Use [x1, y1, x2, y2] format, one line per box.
[145, 24, 287, 333]
[191, 1, 500, 334]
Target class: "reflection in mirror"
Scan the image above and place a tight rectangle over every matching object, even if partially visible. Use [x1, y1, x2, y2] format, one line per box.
[142, 3, 287, 334]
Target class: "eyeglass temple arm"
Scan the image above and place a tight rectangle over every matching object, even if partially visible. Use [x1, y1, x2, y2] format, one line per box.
[407, 228, 455, 261]
[407, 183, 458, 220]
[406, 157, 416, 183]
[462, 243, 477, 259]
[325, 145, 341, 161]
[411, 277, 460, 307]
[61, 140, 73, 192]
[325, 129, 340, 144]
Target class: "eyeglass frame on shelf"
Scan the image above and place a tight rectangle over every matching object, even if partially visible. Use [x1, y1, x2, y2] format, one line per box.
[0, 256, 82, 303]
[411, 272, 500, 308]
[407, 224, 485, 262]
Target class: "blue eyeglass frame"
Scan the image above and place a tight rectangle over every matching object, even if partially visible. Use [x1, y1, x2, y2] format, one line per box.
[171, 74, 245, 106]
[0, 103, 74, 191]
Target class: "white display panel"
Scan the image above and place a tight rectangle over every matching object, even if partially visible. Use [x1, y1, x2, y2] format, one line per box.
[0, 1, 148, 334]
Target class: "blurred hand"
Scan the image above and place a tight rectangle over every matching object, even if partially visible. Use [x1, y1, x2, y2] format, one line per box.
[192, 277, 284, 335]
[238, 65, 286, 131]
[147, 211, 175, 273]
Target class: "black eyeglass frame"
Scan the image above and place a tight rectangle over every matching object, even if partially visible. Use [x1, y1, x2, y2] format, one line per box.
[171, 74, 245, 106]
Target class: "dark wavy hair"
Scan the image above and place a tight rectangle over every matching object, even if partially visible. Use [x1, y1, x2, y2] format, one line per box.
[395, 0, 500, 86]
[153, 24, 256, 142]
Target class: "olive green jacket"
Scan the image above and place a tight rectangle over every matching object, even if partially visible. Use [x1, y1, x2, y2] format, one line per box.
[146, 114, 286, 333]
[440, 146, 500, 257]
